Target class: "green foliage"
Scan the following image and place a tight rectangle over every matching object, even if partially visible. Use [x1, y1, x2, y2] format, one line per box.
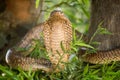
[0, 0, 120, 80]
[30, 39, 49, 59]
[36, 0, 40, 8]
[1, 62, 120, 80]
[71, 28, 94, 53]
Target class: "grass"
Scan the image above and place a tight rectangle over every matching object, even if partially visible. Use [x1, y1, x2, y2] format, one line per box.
[0, 58, 120, 80]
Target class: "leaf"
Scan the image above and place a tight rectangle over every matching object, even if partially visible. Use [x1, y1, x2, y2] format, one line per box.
[92, 69, 100, 75]
[91, 41, 101, 45]
[98, 28, 112, 35]
[75, 42, 94, 49]
[35, 0, 40, 8]
[83, 64, 89, 75]
[71, 46, 77, 52]
[60, 41, 65, 52]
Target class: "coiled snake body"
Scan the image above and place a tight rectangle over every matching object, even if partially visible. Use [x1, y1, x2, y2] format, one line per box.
[6, 10, 72, 72]
[6, 9, 120, 72]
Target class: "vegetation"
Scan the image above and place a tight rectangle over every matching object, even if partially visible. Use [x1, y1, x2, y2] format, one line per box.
[0, 0, 120, 80]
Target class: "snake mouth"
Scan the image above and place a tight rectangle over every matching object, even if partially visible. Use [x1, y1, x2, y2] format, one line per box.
[5, 49, 12, 64]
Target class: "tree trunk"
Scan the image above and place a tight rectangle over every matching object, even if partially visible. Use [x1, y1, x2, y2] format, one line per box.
[87, 0, 120, 51]
[0, 0, 44, 62]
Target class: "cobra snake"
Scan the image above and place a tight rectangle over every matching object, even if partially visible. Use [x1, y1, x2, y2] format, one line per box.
[5, 9, 120, 72]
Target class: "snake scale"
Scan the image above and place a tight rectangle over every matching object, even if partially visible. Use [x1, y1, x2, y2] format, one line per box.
[5, 9, 120, 72]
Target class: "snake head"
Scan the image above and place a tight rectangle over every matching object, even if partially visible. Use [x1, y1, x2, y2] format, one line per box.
[50, 8, 64, 17]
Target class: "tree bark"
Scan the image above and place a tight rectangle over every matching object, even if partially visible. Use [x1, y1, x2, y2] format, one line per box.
[0, 0, 44, 62]
[87, 0, 120, 51]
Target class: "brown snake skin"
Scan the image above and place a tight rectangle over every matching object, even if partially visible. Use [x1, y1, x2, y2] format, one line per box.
[79, 48, 120, 64]
[5, 9, 120, 72]
[6, 9, 72, 72]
